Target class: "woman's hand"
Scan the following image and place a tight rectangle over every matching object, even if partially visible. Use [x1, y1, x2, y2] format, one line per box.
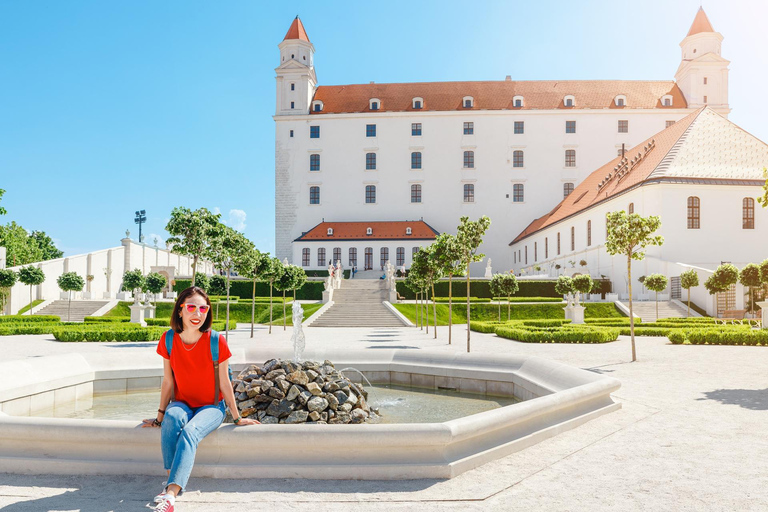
[234, 417, 260, 426]
[141, 418, 162, 428]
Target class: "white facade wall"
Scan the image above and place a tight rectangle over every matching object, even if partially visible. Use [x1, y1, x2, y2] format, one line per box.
[509, 183, 768, 315]
[276, 108, 693, 275]
[291, 240, 435, 272]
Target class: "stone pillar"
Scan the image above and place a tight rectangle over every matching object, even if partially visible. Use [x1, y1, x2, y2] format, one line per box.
[104, 250, 113, 298]
[122, 237, 132, 273]
[129, 303, 147, 326]
[144, 304, 156, 319]
[84, 254, 93, 299]
[571, 305, 585, 324]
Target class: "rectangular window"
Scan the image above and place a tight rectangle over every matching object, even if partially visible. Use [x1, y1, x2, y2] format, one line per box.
[587, 220, 592, 246]
[302, 248, 310, 266]
[309, 186, 320, 204]
[414, 100, 422, 109]
[704, 77, 708, 85]
[310, 154, 320, 171]
[365, 185, 376, 204]
[534, 242, 537, 262]
[525, 246, 528, 265]
[313, 104, 321, 112]
[514, 252, 516, 265]
[463, 184, 474, 203]
[333, 247, 341, 264]
[411, 123, 422, 136]
[513, 150, 524, 168]
[310, 126, 320, 138]
[412, 246, 419, 259]
[513, 183, 524, 202]
[371, 101, 379, 110]
[291, 83, 295, 91]
[411, 152, 422, 169]
[349, 248, 357, 266]
[703, 95, 708, 103]
[570, 226, 575, 251]
[666, 120, 675, 128]
[565, 149, 576, 167]
[564, 183, 574, 197]
[545, 238, 548, 259]
[290, 130, 294, 137]
[463, 122, 474, 135]
[380, 247, 389, 268]
[366, 152, 376, 170]
[557, 233, 561, 255]
[514, 121, 524, 134]
[396, 247, 405, 266]
[411, 184, 422, 203]
[687, 196, 700, 229]
[317, 248, 326, 267]
[463, 151, 474, 168]
[290, 101, 295, 109]
[566, 120, 576, 134]
[366, 124, 376, 137]
[618, 120, 628, 133]
[743, 198, 755, 229]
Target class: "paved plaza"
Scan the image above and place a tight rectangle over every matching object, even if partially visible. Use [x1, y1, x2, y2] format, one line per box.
[1, 324, 767, 511]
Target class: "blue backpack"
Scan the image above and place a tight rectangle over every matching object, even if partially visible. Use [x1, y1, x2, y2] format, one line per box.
[164, 329, 233, 405]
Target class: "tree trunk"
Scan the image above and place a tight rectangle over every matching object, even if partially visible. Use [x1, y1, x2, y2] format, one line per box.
[507, 295, 511, 320]
[466, 261, 471, 353]
[225, 267, 231, 341]
[425, 288, 429, 335]
[68, 291, 72, 322]
[498, 299, 501, 322]
[687, 288, 690, 317]
[432, 282, 437, 339]
[628, 255, 636, 362]
[655, 290, 659, 321]
[192, 256, 198, 287]
[29, 286, 33, 315]
[416, 292, 421, 329]
[283, 290, 287, 330]
[250, 279, 256, 338]
[448, 275, 453, 345]
[269, 283, 273, 334]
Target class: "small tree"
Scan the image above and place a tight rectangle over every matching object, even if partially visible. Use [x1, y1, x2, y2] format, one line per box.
[0, 269, 18, 315]
[194, 273, 209, 293]
[432, 233, 464, 345]
[414, 246, 443, 339]
[605, 211, 664, 362]
[680, 270, 699, 317]
[289, 265, 307, 301]
[455, 215, 491, 352]
[122, 269, 146, 305]
[233, 248, 268, 338]
[644, 273, 668, 321]
[57, 272, 84, 321]
[555, 275, 574, 300]
[18, 266, 44, 315]
[739, 264, 762, 317]
[572, 274, 593, 305]
[274, 264, 297, 331]
[501, 273, 519, 320]
[210, 228, 253, 339]
[704, 264, 739, 317]
[165, 206, 222, 286]
[490, 274, 505, 321]
[145, 272, 167, 309]
[404, 271, 426, 329]
[208, 275, 229, 319]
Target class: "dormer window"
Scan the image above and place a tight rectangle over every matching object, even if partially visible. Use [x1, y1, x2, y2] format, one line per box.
[513, 95, 524, 108]
[661, 95, 673, 107]
[327, 228, 333, 236]
[369, 98, 381, 111]
[614, 95, 627, 107]
[312, 100, 323, 112]
[564, 95, 575, 108]
[406, 227, 412, 235]
[463, 96, 474, 108]
[413, 97, 424, 109]
[366, 227, 373, 235]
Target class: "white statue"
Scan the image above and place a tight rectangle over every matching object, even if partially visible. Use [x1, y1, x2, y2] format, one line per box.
[291, 301, 306, 363]
[385, 260, 397, 291]
[484, 258, 493, 278]
[324, 276, 332, 292]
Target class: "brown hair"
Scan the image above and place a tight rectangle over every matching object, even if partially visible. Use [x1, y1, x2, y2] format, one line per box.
[170, 286, 213, 333]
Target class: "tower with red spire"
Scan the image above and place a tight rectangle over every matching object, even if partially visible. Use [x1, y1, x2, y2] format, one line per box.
[275, 16, 317, 116]
[675, 7, 730, 116]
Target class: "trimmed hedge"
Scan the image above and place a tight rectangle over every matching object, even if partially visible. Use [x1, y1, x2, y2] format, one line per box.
[396, 280, 559, 300]
[173, 279, 324, 300]
[0, 315, 61, 324]
[432, 297, 563, 303]
[433, 297, 492, 303]
[84, 316, 130, 323]
[495, 324, 619, 343]
[51, 321, 234, 342]
[0, 323, 68, 335]
[668, 327, 768, 346]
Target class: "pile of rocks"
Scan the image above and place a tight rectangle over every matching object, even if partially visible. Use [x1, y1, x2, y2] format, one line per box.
[233, 359, 379, 424]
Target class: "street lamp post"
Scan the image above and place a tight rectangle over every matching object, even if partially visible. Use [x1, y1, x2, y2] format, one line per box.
[134, 210, 146, 243]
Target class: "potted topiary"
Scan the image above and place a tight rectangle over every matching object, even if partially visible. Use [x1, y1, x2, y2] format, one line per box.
[571, 274, 593, 324]
[589, 280, 603, 302]
[555, 275, 575, 320]
[84, 274, 95, 299]
[637, 275, 650, 301]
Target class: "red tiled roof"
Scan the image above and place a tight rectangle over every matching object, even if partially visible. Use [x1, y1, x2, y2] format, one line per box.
[295, 221, 439, 241]
[310, 80, 687, 114]
[510, 108, 706, 245]
[687, 7, 715, 37]
[283, 16, 310, 43]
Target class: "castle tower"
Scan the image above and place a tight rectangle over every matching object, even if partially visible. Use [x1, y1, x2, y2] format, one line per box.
[275, 16, 317, 116]
[675, 7, 730, 116]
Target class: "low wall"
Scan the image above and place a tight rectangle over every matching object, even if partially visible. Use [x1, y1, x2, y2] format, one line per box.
[0, 349, 620, 480]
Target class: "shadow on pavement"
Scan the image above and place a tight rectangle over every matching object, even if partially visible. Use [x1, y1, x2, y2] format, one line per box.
[699, 388, 768, 410]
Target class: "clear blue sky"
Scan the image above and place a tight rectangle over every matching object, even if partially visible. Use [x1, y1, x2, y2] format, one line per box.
[1, 0, 765, 257]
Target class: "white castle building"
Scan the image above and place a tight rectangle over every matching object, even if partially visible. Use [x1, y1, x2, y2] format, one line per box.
[274, 9, 738, 277]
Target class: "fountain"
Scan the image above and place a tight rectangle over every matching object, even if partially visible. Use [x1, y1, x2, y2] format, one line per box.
[291, 301, 305, 363]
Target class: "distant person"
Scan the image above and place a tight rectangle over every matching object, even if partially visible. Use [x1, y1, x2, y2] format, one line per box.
[142, 286, 258, 511]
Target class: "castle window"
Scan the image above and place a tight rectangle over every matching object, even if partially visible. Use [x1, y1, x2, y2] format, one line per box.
[411, 152, 422, 169]
[666, 120, 675, 128]
[564, 183, 574, 197]
[743, 198, 755, 229]
[302, 248, 310, 267]
[333, 247, 341, 264]
[566, 120, 576, 133]
[380, 247, 389, 268]
[310, 126, 320, 138]
[290, 130, 294, 137]
[366, 124, 376, 137]
[290, 83, 295, 91]
[615, 95, 626, 107]
[513, 150, 524, 168]
[513, 183, 524, 202]
[587, 220, 592, 246]
[349, 248, 357, 266]
[463, 184, 474, 203]
[369, 98, 381, 110]
[525, 246, 528, 265]
[565, 149, 576, 167]
[628, 203, 634, 214]
[411, 184, 422, 203]
[545, 238, 548, 259]
[411, 123, 422, 136]
[310, 154, 320, 171]
[365, 185, 377, 204]
[312, 100, 323, 112]
[534, 242, 537, 262]
[704, 77, 708, 85]
[564, 95, 575, 107]
[317, 248, 326, 267]
[327, 228, 333, 236]
[571, 226, 575, 251]
[412, 246, 419, 259]
[463, 122, 474, 135]
[366, 152, 376, 170]
[413, 97, 424, 109]
[406, 227, 412, 235]
[618, 120, 628, 133]
[463, 151, 475, 168]
[514, 121, 524, 134]
[557, 233, 561, 255]
[309, 186, 320, 205]
[366, 227, 373, 235]
[396, 247, 405, 266]
[463, 96, 474, 108]
[290, 102, 295, 109]
[513, 95, 524, 107]
[687, 196, 700, 229]
[662, 95, 673, 107]
[703, 96, 708, 103]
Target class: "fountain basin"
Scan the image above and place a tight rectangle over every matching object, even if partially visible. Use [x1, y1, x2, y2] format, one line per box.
[0, 348, 620, 480]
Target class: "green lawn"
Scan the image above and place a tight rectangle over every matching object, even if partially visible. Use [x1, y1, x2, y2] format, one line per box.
[16, 300, 44, 315]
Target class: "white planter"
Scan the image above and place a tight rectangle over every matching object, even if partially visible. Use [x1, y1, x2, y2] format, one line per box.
[606, 293, 619, 302]
[117, 292, 132, 301]
[165, 291, 177, 300]
[571, 305, 586, 324]
[658, 293, 670, 301]
[638, 293, 650, 301]
[589, 294, 602, 302]
[83, 292, 93, 300]
[102, 292, 113, 299]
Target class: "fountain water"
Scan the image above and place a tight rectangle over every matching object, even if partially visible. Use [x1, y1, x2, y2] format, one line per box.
[291, 301, 305, 363]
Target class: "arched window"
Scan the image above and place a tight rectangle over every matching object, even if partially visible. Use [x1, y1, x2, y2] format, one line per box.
[545, 237, 548, 259]
[587, 220, 592, 246]
[564, 95, 575, 107]
[534, 242, 538, 261]
[369, 98, 381, 110]
[687, 197, 700, 229]
[661, 95, 673, 107]
[312, 100, 323, 112]
[513, 95, 524, 107]
[411, 184, 422, 203]
[463, 151, 474, 168]
[317, 248, 326, 267]
[310, 154, 320, 171]
[743, 197, 755, 229]
[564, 183, 574, 198]
[366, 152, 376, 170]
[349, 248, 357, 267]
[570, 226, 575, 251]
[380, 247, 389, 269]
[309, 186, 320, 204]
[412, 246, 419, 259]
[364, 247, 373, 270]
[333, 247, 341, 264]
[411, 152, 422, 169]
[302, 248, 310, 266]
[513, 150, 524, 168]
[365, 185, 376, 204]
[396, 247, 405, 266]
[614, 95, 626, 107]
[463, 96, 474, 108]
[565, 149, 576, 167]
[628, 203, 634, 214]
[412, 97, 424, 109]
[557, 232, 561, 255]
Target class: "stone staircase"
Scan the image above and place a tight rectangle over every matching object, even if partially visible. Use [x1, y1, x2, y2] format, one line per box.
[621, 300, 689, 321]
[36, 300, 110, 322]
[309, 280, 406, 327]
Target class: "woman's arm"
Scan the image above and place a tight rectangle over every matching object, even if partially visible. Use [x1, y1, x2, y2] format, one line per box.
[219, 359, 259, 426]
[142, 358, 174, 428]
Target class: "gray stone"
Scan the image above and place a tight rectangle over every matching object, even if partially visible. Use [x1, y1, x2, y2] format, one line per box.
[254, 394, 273, 403]
[265, 369, 286, 380]
[235, 381, 246, 393]
[246, 387, 260, 398]
[307, 396, 329, 413]
[237, 392, 249, 401]
[323, 382, 340, 393]
[334, 390, 348, 405]
[238, 399, 256, 411]
[277, 379, 292, 393]
[281, 361, 300, 374]
[297, 390, 313, 405]
[308, 411, 321, 421]
[286, 384, 301, 402]
[345, 392, 358, 406]
[285, 410, 309, 424]
[314, 376, 324, 385]
[327, 393, 339, 411]
[268, 387, 286, 400]
[260, 415, 279, 424]
[261, 359, 279, 374]
[286, 370, 309, 386]
[260, 380, 274, 393]
[339, 402, 353, 413]
[350, 409, 368, 423]
[306, 382, 323, 396]
[306, 369, 319, 381]
[266, 399, 295, 418]
[302, 361, 320, 371]
[320, 412, 329, 422]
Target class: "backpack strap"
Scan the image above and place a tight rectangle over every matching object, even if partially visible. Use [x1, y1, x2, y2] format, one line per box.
[164, 329, 176, 403]
[210, 330, 220, 405]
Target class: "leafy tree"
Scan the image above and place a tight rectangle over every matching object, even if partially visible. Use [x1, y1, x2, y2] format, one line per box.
[0, 222, 40, 267]
[739, 263, 762, 316]
[165, 207, 222, 286]
[193, 273, 210, 293]
[0, 269, 18, 314]
[18, 265, 45, 315]
[431, 233, 464, 344]
[704, 263, 739, 296]
[760, 259, 768, 287]
[260, 257, 284, 334]
[404, 271, 427, 330]
[413, 246, 443, 339]
[145, 272, 167, 309]
[209, 227, 253, 338]
[289, 264, 307, 300]
[605, 211, 664, 362]
[490, 274, 505, 321]
[572, 274, 594, 304]
[500, 273, 519, 320]
[555, 275, 574, 298]
[57, 272, 84, 321]
[0, 189, 6, 216]
[122, 269, 146, 304]
[208, 275, 229, 319]
[29, 231, 62, 260]
[456, 215, 491, 352]
[644, 273, 668, 321]
[680, 270, 700, 317]
[274, 264, 305, 330]
[234, 247, 268, 338]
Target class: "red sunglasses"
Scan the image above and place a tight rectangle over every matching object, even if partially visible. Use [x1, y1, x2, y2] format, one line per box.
[181, 304, 210, 314]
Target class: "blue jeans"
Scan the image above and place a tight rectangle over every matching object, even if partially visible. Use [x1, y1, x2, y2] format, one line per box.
[161, 400, 226, 491]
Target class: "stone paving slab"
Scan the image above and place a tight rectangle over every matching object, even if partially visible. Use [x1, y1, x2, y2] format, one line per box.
[1, 324, 767, 511]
